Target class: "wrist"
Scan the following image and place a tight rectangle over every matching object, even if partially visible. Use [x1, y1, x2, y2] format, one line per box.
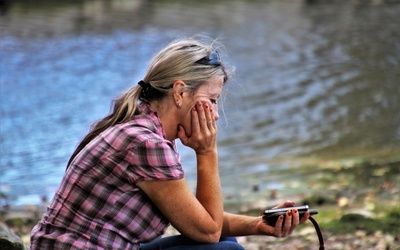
[195, 148, 218, 157]
[254, 216, 266, 235]
[196, 150, 218, 171]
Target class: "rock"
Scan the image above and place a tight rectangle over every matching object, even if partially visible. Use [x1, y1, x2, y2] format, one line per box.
[0, 223, 26, 250]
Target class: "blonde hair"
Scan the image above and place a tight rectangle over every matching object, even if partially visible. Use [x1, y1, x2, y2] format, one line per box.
[67, 36, 231, 167]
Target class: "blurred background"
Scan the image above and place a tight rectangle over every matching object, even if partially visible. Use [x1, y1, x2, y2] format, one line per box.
[1, 0, 399, 248]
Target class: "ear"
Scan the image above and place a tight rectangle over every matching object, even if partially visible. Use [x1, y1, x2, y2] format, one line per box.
[172, 80, 186, 107]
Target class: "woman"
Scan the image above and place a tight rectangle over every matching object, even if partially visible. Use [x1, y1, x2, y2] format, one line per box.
[30, 37, 309, 249]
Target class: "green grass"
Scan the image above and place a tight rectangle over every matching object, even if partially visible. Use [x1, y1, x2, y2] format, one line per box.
[320, 206, 400, 235]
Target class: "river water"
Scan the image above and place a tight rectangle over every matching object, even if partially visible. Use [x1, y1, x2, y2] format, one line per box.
[1, 0, 399, 206]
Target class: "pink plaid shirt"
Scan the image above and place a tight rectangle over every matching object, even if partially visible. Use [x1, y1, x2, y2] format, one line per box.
[30, 103, 185, 249]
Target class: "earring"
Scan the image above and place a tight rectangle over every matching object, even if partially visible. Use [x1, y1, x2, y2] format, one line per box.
[177, 103, 182, 107]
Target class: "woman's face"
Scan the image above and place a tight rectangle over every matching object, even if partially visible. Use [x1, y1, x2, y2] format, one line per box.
[180, 75, 224, 137]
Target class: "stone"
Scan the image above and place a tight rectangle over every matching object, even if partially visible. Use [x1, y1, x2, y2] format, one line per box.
[0, 223, 26, 250]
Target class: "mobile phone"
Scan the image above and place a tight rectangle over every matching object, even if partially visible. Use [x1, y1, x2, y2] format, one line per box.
[263, 205, 309, 215]
[262, 206, 318, 226]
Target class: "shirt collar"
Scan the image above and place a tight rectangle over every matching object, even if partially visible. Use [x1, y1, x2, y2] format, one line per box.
[139, 102, 166, 139]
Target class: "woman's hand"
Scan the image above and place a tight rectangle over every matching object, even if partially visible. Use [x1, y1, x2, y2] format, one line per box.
[257, 200, 310, 237]
[178, 101, 217, 155]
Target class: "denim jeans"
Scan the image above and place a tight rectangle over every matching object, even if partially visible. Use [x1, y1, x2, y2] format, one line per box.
[140, 235, 245, 250]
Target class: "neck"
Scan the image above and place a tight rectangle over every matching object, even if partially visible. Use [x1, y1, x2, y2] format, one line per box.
[150, 100, 178, 141]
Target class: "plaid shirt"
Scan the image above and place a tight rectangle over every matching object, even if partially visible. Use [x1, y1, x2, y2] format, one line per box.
[30, 103, 184, 249]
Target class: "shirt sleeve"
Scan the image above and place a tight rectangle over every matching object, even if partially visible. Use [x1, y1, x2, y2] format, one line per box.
[131, 138, 185, 183]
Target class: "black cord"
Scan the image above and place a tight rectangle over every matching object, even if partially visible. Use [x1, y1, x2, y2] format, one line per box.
[309, 216, 325, 250]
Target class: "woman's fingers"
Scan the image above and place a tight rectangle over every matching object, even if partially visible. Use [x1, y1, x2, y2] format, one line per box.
[300, 210, 310, 223]
[197, 102, 208, 130]
[274, 215, 284, 237]
[203, 103, 216, 130]
[195, 102, 217, 134]
[289, 209, 300, 234]
[188, 102, 217, 154]
[284, 210, 293, 234]
[273, 209, 303, 237]
[190, 103, 201, 135]
[196, 102, 215, 131]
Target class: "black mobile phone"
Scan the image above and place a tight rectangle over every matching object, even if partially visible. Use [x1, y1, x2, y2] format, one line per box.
[262, 205, 318, 226]
[263, 205, 309, 215]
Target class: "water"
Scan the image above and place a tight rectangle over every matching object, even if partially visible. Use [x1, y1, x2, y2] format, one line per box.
[1, 0, 399, 206]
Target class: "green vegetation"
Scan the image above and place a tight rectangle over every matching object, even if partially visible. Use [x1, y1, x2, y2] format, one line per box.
[320, 206, 400, 235]
[230, 160, 399, 238]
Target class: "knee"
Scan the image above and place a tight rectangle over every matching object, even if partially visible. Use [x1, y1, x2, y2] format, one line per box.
[224, 242, 245, 250]
[218, 237, 245, 250]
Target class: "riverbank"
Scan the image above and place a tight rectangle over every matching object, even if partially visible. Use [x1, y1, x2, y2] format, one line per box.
[2, 205, 400, 249]
[0, 202, 400, 250]
[1, 161, 399, 249]
[236, 230, 399, 250]
[2, 200, 399, 249]
[2, 206, 399, 250]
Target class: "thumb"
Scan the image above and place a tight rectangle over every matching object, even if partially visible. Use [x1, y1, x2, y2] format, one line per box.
[274, 200, 295, 209]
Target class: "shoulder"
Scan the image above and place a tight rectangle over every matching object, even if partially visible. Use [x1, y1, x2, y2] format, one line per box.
[119, 115, 164, 142]
[96, 115, 168, 150]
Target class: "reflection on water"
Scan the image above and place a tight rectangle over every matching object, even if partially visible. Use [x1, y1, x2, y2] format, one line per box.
[1, 0, 399, 205]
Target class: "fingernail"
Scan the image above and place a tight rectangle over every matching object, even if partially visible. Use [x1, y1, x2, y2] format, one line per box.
[294, 209, 298, 214]
[198, 103, 202, 106]
[205, 104, 209, 109]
